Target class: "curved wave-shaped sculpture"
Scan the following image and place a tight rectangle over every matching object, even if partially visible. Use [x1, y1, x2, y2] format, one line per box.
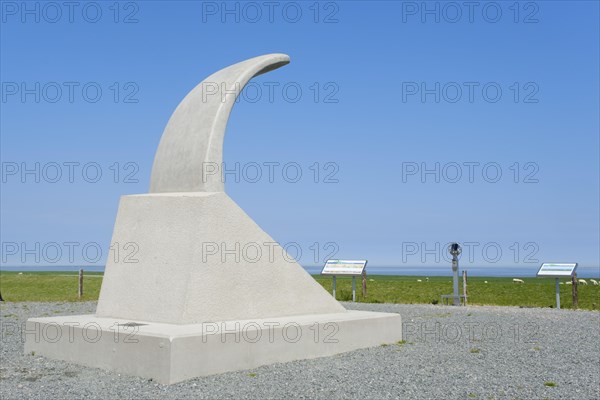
[150, 53, 290, 193]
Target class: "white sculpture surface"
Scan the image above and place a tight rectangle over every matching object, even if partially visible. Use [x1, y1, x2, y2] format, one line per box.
[150, 53, 290, 193]
[95, 53, 345, 323]
[25, 55, 402, 384]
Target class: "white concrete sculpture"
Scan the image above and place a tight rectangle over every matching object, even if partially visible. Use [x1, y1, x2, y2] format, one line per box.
[25, 54, 402, 384]
[150, 53, 291, 193]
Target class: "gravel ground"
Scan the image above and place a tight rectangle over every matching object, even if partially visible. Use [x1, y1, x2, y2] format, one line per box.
[1, 301, 598, 400]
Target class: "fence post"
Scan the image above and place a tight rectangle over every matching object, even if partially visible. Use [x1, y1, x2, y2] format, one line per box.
[78, 269, 83, 299]
[362, 270, 367, 297]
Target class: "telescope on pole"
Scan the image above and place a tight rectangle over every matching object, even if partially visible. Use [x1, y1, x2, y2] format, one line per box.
[448, 243, 462, 306]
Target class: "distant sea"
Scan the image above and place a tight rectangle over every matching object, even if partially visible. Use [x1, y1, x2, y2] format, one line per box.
[1, 265, 599, 278]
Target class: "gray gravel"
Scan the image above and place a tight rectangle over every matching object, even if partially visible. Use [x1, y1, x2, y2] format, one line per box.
[1, 301, 598, 400]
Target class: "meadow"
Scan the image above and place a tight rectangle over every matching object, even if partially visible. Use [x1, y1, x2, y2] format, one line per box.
[0, 271, 103, 302]
[1, 272, 598, 310]
[314, 275, 600, 310]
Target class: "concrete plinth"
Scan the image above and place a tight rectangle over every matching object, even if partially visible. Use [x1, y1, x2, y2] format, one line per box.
[25, 310, 402, 384]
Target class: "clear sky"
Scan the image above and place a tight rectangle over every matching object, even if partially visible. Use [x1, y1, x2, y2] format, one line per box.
[1, 1, 598, 273]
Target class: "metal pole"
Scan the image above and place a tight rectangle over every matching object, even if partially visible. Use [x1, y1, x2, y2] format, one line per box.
[462, 270, 468, 306]
[452, 256, 459, 306]
[555, 278, 560, 309]
[332, 276, 336, 299]
[572, 272, 578, 309]
[352, 276, 356, 302]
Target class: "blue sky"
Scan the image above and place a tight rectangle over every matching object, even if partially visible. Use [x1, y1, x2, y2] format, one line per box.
[1, 1, 598, 273]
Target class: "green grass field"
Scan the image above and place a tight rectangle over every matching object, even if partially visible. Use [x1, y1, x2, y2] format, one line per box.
[314, 275, 600, 310]
[0, 272, 103, 302]
[1, 272, 599, 310]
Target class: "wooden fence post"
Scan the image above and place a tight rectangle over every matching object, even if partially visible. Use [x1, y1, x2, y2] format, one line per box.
[572, 272, 578, 309]
[78, 269, 83, 299]
[362, 270, 367, 297]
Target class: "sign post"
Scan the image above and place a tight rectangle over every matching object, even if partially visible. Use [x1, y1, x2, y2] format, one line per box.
[571, 272, 578, 309]
[555, 277, 560, 309]
[536, 263, 578, 310]
[321, 260, 368, 302]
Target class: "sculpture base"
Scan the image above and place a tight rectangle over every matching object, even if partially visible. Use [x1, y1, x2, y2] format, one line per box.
[96, 192, 347, 324]
[25, 310, 402, 384]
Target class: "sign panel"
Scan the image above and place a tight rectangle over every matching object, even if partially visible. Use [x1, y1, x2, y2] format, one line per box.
[537, 263, 578, 277]
[321, 259, 367, 276]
